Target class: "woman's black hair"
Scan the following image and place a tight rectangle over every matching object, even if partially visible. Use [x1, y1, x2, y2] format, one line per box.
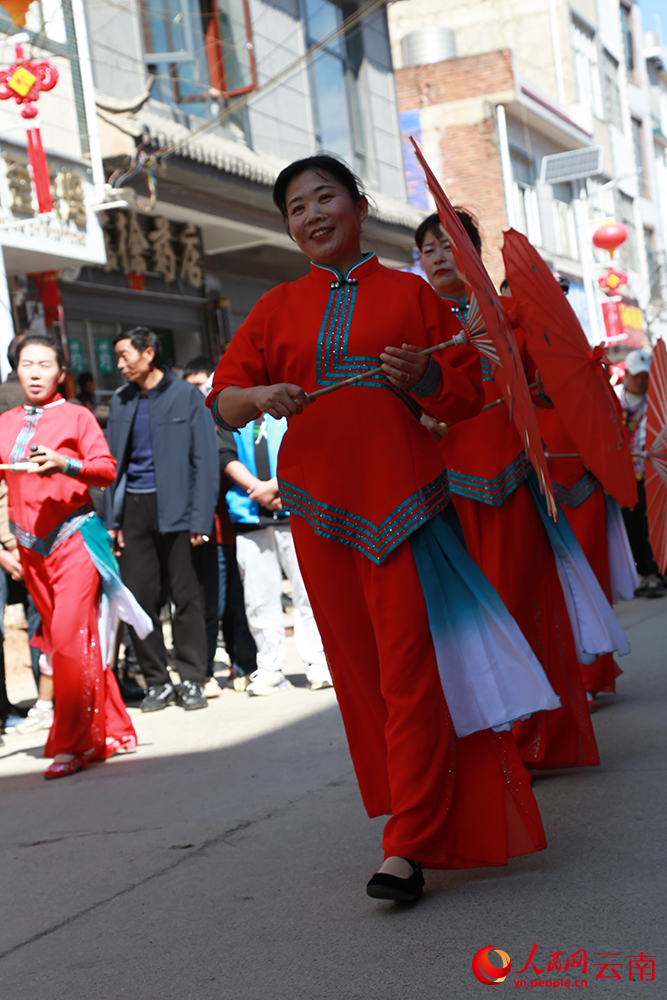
[273, 154, 365, 234]
[17, 334, 66, 369]
[77, 370, 94, 392]
[113, 326, 162, 366]
[415, 208, 483, 256]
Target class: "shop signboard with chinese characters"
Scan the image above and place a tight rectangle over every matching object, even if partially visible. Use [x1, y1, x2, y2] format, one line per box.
[98, 210, 203, 290]
[0, 145, 105, 271]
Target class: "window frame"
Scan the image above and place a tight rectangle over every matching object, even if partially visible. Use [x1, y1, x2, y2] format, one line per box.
[620, 2, 636, 83]
[510, 149, 543, 247]
[140, 0, 257, 110]
[301, 0, 366, 175]
[631, 116, 649, 197]
[570, 17, 603, 119]
[602, 49, 624, 132]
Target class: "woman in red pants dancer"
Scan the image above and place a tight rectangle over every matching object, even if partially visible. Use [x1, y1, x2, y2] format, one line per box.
[208, 155, 559, 903]
[417, 211, 599, 771]
[0, 334, 145, 779]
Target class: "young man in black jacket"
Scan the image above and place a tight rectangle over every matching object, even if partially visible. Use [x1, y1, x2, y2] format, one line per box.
[105, 327, 218, 711]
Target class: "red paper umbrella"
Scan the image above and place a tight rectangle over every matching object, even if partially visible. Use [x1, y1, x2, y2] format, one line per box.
[645, 338, 667, 574]
[502, 228, 637, 510]
[410, 139, 557, 517]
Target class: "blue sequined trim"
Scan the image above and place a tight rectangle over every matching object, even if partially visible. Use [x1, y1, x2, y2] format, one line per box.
[210, 394, 239, 432]
[411, 357, 442, 398]
[552, 471, 599, 508]
[63, 457, 82, 477]
[278, 472, 451, 565]
[315, 273, 421, 419]
[10, 408, 42, 463]
[11, 503, 94, 557]
[447, 452, 532, 506]
[480, 357, 495, 382]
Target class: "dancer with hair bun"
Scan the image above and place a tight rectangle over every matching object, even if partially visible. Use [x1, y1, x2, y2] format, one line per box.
[208, 155, 559, 903]
[417, 210, 599, 771]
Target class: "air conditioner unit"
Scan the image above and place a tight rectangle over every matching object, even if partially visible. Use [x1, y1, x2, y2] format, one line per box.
[540, 147, 604, 183]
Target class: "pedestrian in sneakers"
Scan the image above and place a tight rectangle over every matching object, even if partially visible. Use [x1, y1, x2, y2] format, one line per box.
[218, 413, 332, 695]
[615, 349, 665, 598]
[105, 328, 219, 712]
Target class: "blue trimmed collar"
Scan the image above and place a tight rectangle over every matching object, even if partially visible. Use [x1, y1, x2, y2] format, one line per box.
[309, 252, 378, 284]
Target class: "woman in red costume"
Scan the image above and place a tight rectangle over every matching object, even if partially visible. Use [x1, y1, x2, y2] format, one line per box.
[0, 335, 140, 779]
[417, 211, 599, 771]
[208, 155, 559, 904]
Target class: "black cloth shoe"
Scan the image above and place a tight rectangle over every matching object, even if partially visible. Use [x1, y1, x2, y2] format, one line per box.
[366, 859, 424, 902]
[140, 683, 176, 713]
[177, 680, 208, 711]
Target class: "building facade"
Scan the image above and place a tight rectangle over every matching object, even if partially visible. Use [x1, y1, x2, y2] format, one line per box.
[66, 0, 420, 395]
[0, 0, 106, 379]
[389, 0, 667, 347]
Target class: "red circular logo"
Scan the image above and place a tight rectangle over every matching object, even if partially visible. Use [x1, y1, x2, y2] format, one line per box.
[472, 947, 512, 985]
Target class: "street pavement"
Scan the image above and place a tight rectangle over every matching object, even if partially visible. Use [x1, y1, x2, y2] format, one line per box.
[0, 595, 664, 1000]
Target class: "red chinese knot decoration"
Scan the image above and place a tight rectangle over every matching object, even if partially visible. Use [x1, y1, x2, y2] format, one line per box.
[592, 222, 629, 259]
[0, 44, 58, 214]
[598, 267, 629, 294]
[0, 43, 58, 118]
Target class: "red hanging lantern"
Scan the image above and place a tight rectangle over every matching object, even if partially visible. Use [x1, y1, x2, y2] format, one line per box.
[0, 0, 33, 26]
[592, 221, 629, 259]
[0, 43, 59, 213]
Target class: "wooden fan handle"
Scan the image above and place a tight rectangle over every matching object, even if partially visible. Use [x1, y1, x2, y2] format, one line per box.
[307, 337, 459, 401]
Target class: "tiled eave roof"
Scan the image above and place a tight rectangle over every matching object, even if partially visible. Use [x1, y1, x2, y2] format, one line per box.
[98, 104, 423, 231]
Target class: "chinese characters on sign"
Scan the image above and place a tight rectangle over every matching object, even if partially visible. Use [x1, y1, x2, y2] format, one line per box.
[99, 211, 203, 289]
[95, 338, 114, 375]
[2, 152, 87, 227]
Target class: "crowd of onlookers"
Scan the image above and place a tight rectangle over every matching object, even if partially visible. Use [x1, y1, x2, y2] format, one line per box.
[0, 326, 662, 744]
[0, 326, 331, 745]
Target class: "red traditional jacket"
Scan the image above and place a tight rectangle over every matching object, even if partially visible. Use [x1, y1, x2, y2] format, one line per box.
[0, 397, 115, 555]
[208, 255, 483, 564]
[437, 298, 536, 506]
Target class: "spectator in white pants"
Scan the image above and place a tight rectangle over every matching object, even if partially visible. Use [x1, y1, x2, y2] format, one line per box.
[219, 414, 331, 695]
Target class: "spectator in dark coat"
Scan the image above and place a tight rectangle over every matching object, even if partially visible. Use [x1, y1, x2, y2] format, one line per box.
[105, 327, 218, 712]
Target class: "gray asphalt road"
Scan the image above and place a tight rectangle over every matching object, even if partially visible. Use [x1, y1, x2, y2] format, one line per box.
[0, 596, 664, 1000]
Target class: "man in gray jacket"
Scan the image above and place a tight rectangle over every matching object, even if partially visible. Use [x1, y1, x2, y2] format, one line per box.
[105, 327, 218, 711]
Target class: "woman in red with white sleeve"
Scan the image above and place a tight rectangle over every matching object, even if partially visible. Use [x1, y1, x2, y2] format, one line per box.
[0, 334, 146, 779]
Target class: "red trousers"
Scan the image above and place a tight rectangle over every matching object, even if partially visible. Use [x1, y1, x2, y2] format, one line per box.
[21, 531, 137, 758]
[291, 515, 546, 869]
[453, 483, 599, 770]
[563, 490, 621, 695]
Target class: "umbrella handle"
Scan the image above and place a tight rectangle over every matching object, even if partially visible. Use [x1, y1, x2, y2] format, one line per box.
[480, 381, 538, 412]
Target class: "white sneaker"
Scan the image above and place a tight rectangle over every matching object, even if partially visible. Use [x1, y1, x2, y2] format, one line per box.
[306, 663, 333, 690]
[246, 670, 291, 696]
[203, 678, 222, 698]
[15, 705, 54, 735]
[232, 674, 251, 692]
